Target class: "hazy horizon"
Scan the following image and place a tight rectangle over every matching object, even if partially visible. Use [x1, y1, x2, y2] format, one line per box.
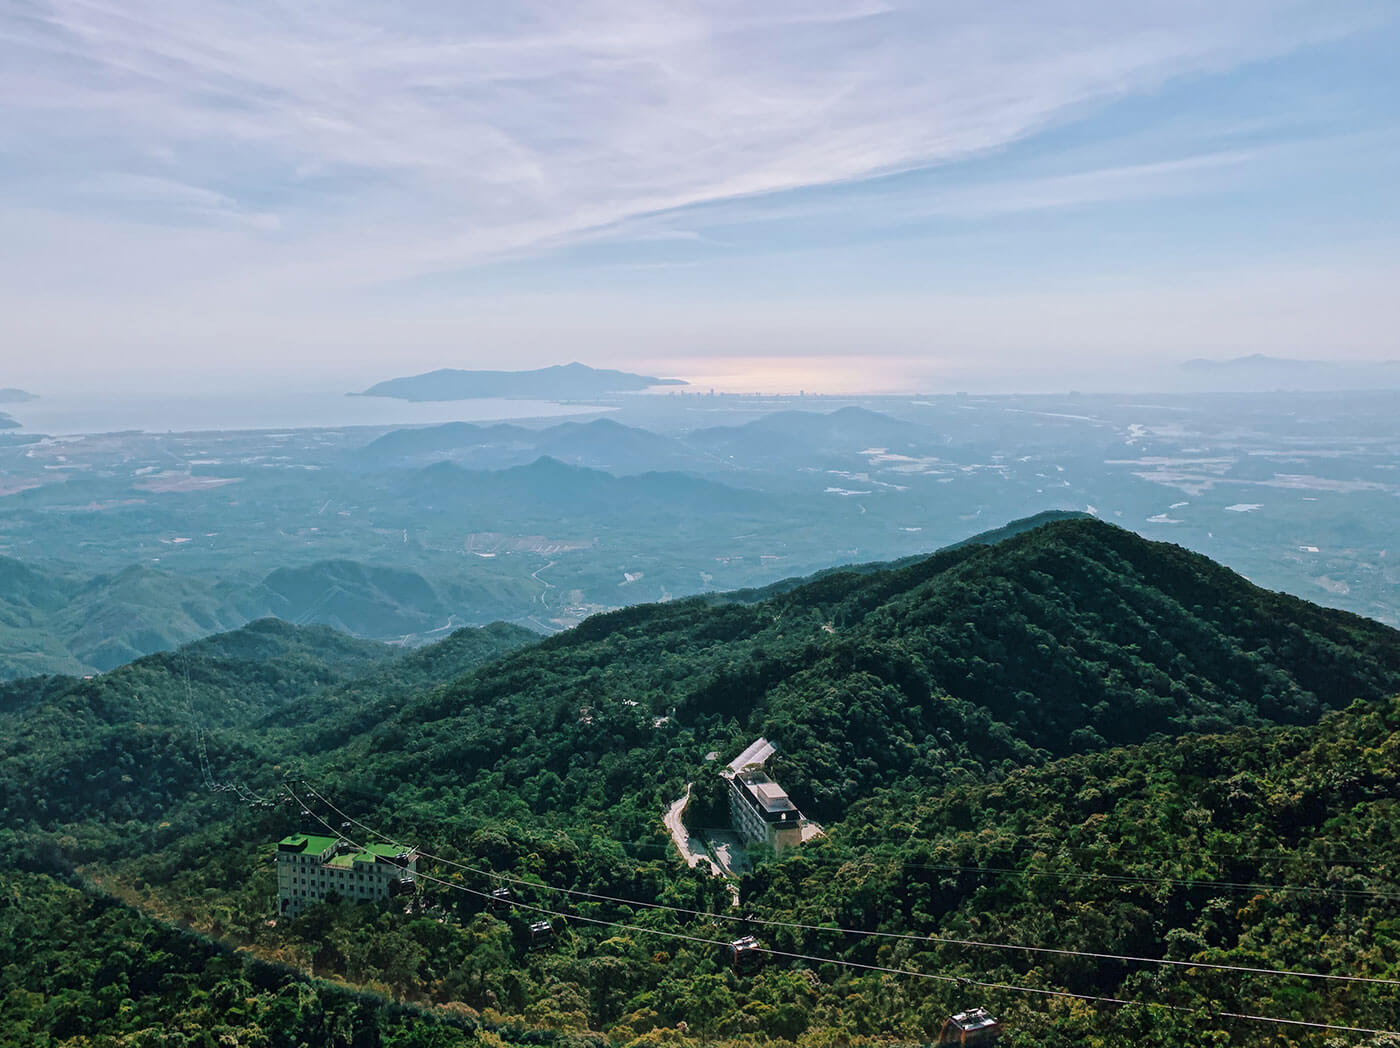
[4, 1, 1398, 392]
[7, 351, 1400, 401]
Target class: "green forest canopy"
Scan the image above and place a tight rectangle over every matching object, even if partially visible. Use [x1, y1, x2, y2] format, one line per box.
[3, 518, 1399, 1046]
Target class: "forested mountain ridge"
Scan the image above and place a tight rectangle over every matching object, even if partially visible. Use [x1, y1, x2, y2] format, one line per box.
[0, 555, 542, 680]
[0, 870, 605, 1048]
[11, 699, 1400, 1046]
[723, 693, 1400, 1044]
[0, 618, 536, 835]
[713, 509, 1093, 604]
[347, 516, 1397, 824]
[5, 517, 1400, 1045]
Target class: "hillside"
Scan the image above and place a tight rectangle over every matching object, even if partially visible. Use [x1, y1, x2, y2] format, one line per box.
[1178, 354, 1400, 392]
[688, 406, 937, 462]
[0, 870, 584, 1048]
[257, 560, 459, 638]
[5, 518, 1400, 1045]
[0, 555, 541, 680]
[0, 617, 536, 836]
[0, 558, 261, 677]
[360, 362, 685, 402]
[734, 693, 1400, 1043]
[397, 456, 773, 517]
[313, 517, 1398, 833]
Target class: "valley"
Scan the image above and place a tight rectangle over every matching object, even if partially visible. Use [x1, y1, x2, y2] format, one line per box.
[1, 390, 1396, 678]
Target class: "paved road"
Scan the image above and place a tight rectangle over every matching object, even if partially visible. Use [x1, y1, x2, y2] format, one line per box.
[663, 786, 742, 905]
[663, 786, 719, 872]
[704, 830, 751, 877]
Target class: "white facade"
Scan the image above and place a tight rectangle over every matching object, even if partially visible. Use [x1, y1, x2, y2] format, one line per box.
[276, 833, 418, 918]
[724, 738, 805, 854]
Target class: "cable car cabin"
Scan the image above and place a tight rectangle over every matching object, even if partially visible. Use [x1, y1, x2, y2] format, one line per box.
[938, 1008, 1001, 1046]
[388, 876, 416, 897]
[527, 920, 555, 951]
[726, 935, 764, 974]
[490, 887, 512, 911]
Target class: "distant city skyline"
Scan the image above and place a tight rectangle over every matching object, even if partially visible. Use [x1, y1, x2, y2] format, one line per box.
[3, 1, 1397, 393]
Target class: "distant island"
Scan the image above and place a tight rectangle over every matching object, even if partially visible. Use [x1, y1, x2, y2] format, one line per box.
[357, 362, 686, 402]
[0, 388, 37, 404]
[1178, 354, 1400, 391]
[1181, 353, 1311, 370]
[0, 413, 17, 429]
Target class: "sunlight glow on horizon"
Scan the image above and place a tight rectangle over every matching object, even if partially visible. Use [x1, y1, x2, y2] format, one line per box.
[1, 2, 1396, 385]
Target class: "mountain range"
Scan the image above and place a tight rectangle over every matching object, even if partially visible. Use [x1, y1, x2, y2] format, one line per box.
[1178, 354, 1400, 391]
[0, 554, 541, 678]
[0, 451, 813, 677]
[4, 516, 1399, 1043]
[359, 417, 709, 474]
[688, 406, 937, 462]
[355, 406, 944, 477]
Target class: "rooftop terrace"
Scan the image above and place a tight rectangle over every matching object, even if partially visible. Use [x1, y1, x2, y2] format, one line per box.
[278, 833, 339, 854]
[278, 834, 412, 867]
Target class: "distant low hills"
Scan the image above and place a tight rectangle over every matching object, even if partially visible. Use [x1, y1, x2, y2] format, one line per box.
[357, 406, 935, 474]
[358, 416, 705, 473]
[358, 361, 685, 401]
[688, 405, 936, 461]
[0, 453, 779, 676]
[0, 388, 37, 429]
[398, 455, 773, 517]
[0, 554, 543, 678]
[1178, 354, 1400, 391]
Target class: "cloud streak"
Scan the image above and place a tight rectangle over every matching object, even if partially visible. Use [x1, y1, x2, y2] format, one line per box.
[2, 0, 1394, 389]
[0, 0, 1363, 289]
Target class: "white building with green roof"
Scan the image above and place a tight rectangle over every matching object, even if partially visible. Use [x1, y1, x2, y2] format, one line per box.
[276, 832, 418, 918]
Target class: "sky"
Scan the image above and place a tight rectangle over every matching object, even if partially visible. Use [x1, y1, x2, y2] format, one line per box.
[2, 0, 1398, 394]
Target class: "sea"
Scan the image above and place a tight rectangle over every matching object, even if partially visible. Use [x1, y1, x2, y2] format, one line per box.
[1, 391, 610, 436]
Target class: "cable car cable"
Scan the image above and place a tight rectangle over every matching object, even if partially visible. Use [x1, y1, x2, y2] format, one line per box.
[319, 803, 1398, 902]
[285, 787, 1400, 1040]
[299, 783, 1400, 989]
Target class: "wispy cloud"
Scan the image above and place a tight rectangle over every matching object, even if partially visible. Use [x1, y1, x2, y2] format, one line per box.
[76, 172, 281, 230]
[3, 0, 1395, 389]
[0, 0, 1365, 290]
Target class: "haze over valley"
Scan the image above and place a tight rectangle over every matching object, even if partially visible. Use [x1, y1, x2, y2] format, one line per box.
[3, 378, 1397, 679]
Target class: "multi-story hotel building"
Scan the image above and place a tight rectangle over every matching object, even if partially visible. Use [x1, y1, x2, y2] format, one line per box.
[724, 737, 805, 854]
[275, 831, 418, 918]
